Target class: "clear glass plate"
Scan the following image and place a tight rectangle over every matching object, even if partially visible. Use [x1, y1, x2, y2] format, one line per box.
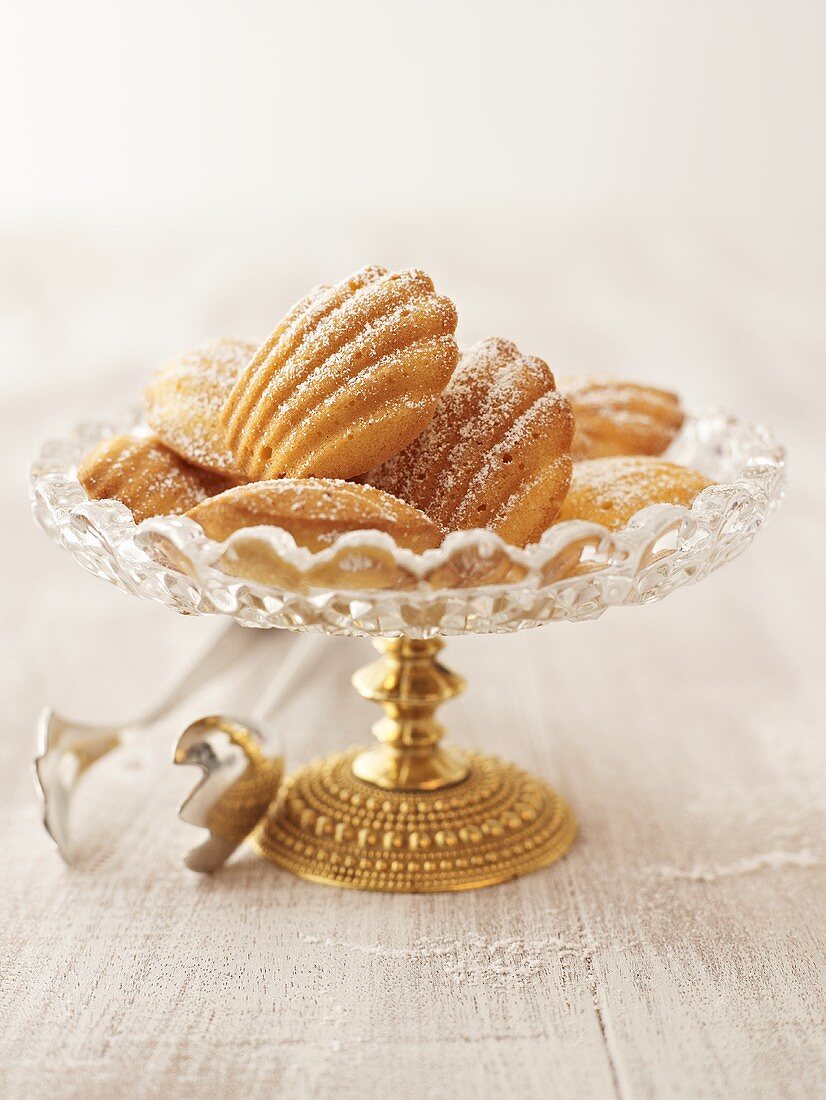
[30, 409, 785, 637]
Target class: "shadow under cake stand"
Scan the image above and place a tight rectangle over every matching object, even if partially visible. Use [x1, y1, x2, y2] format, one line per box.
[31, 411, 785, 892]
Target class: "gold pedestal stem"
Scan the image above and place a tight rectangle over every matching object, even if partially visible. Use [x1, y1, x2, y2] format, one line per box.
[255, 635, 577, 890]
[350, 638, 469, 791]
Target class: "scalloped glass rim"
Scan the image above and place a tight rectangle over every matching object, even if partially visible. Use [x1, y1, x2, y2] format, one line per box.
[29, 408, 785, 637]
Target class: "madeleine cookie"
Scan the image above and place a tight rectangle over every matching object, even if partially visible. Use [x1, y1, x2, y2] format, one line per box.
[562, 376, 684, 460]
[366, 338, 574, 548]
[221, 266, 459, 481]
[186, 478, 444, 553]
[555, 457, 711, 530]
[144, 337, 256, 476]
[78, 435, 234, 522]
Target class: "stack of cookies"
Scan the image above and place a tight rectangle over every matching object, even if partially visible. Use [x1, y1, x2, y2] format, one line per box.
[78, 265, 711, 572]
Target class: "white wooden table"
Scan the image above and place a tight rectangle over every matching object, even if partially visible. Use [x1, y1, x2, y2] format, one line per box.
[2, 218, 823, 1099]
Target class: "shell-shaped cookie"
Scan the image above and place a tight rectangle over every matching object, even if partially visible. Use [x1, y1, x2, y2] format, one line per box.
[186, 478, 444, 553]
[144, 337, 256, 476]
[221, 266, 459, 481]
[555, 457, 711, 530]
[562, 375, 684, 460]
[366, 338, 575, 548]
[78, 435, 235, 522]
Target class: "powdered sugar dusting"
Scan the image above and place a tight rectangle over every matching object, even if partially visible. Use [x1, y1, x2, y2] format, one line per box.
[223, 267, 458, 480]
[651, 849, 820, 882]
[186, 477, 442, 552]
[562, 374, 684, 460]
[144, 337, 255, 475]
[296, 929, 611, 984]
[78, 434, 230, 522]
[367, 337, 573, 544]
[557, 456, 710, 529]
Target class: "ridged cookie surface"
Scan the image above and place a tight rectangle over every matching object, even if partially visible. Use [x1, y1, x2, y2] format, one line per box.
[555, 457, 710, 530]
[366, 337, 574, 547]
[221, 266, 459, 480]
[144, 337, 256, 476]
[78, 434, 234, 522]
[186, 478, 444, 553]
[562, 376, 684, 460]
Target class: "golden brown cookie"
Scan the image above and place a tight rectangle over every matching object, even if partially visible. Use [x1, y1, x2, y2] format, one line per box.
[78, 434, 235, 522]
[144, 337, 256, 476]
[365, 337, 574, 548]
[562, 376, 684, 460]
[186, 478, 444, 553]
[555, 457, 711, 530]
[221, 266, 459, 481]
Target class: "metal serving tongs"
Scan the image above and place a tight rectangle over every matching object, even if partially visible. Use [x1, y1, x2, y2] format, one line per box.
[34, 623, 268, 863]
[173, 633, 327, 872]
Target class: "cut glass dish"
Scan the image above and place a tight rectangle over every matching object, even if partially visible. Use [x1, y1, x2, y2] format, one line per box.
[30, 406, 786, 892]
[30, 409, 785, 638]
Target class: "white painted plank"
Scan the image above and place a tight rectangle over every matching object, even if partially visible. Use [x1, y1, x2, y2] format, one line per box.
[0, 222, 823, 1100]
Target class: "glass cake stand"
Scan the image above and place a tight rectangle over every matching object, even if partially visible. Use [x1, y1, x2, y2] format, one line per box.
[30, 410, 785, 892]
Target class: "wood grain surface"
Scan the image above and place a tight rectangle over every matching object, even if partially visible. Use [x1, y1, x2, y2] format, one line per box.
[1, 218, 823, 1099]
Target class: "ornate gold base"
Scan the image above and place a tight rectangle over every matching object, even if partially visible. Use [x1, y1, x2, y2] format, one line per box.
[251, 637, 576, 892]
[252, 747, 576, 892]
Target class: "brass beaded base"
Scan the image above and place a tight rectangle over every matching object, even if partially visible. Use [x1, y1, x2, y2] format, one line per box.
[252, 746, 576, 893]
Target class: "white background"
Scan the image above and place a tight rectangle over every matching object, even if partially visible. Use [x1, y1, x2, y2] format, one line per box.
[3, 0, 825, 225]
[3, 1, 825, 461]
